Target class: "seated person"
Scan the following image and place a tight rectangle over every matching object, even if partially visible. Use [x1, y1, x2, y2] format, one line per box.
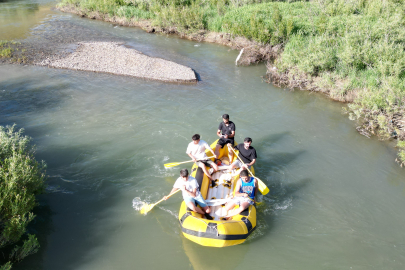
[186, 134, 218, 181]
[164, 169, 213, 220]
[215, 114, 235, 157]
[223, 168, 258, 218]
[228, 137, 256, 170]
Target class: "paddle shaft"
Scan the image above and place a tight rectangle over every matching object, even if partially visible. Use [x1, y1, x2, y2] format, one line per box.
[164, 156, 215, 168]
[229, 146, 269, 195]
[158, 188, 181, 205]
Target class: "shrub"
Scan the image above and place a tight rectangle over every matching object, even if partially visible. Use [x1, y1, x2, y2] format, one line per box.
[0, 125, 46, 268]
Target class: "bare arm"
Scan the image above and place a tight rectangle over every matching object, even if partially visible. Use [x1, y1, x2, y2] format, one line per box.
[228, 130, 235, 138]
[234, 180, 248, 198]
[163, 187, 179, 200]
[248, 159, 256, 167]
[184, 188, 197, 198]
[208, 147, 217, 158]
[187, 152, 197, 162]
[217, 129, 222, 138]
[181, 186, 197, 198]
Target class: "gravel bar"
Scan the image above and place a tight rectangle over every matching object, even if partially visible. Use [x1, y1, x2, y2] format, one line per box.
[37, 42, 197, 83]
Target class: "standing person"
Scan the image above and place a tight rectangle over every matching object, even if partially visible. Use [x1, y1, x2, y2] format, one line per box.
[228, 137, 257, 170]
[163, 169, 213, 220]
[215, 114, 236, 157]
[186, 134, 218, 181]
[223, 169, 258, 218]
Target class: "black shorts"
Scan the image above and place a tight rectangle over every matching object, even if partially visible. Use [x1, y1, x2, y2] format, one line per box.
[217, 138, 234, 148]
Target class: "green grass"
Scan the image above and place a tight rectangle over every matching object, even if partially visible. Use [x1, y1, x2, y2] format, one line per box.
[397, 141, 405, 167]
[277, 1, 405, 111]
[0, 125, 46, 269]
[0, 41, 15, 58]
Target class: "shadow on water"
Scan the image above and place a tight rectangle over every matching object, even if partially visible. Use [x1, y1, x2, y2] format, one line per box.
[0, 77, 70, 122]
[247, 176, 312, 247]
[11, 201, 54, 270]
[242, 132, 310, 244]
[192, 70, 201, 82]
[0, 75, 144, 270]
[181, 235, 249, 270]
[256, 131, 291, 148]
[11, 145, 140, 270]
[254, 131, 306, 180]
[0, 75, 66, 269]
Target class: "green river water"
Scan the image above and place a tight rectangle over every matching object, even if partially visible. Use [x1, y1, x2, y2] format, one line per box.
[1, 1, 405, 269]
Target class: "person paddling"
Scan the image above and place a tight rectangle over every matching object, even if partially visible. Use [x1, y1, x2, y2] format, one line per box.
[163, 169, 213, 220]
[186, 134, 218, 181]
[228, 137, 257, 170]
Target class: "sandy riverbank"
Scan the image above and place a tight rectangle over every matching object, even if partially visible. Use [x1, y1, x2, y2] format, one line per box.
[36, 42, 197, 83]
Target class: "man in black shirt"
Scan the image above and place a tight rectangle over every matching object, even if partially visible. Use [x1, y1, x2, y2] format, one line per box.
[215, 114, 236, 157]
[229, 137, 257, 170]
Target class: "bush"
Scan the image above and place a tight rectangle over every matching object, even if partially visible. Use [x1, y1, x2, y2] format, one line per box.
[0, 41, 15, 58]
[0, 125, 46, 268]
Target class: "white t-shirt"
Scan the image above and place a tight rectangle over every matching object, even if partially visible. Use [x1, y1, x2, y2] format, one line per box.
[173, 176, 201, 200]
[186, 140, 210, 160]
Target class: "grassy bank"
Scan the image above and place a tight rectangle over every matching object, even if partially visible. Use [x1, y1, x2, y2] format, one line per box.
[0, 125, 46, 269]
[58, 0, 405, 164]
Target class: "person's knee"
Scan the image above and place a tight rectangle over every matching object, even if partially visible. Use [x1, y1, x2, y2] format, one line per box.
[224, 202, 235, 211]
[203, 206, 210, 213]
[240, 202, 250, 210]
[187, 202, 197, 211]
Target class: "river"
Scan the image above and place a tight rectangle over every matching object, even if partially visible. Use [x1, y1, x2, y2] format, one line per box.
[1, 1, 405, 269]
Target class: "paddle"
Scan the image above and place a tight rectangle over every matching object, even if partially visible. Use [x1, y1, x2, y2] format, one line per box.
[164, 156, 215, 168]
[229, 147, 269, 195]
[140, 189, 181, 214]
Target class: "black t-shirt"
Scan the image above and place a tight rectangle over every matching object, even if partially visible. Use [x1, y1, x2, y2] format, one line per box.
[235, 143, 257, 164]
[218, 121, 235, 137]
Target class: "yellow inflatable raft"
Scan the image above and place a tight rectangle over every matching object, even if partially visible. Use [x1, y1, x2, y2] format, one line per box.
[178, 140, 256, 247]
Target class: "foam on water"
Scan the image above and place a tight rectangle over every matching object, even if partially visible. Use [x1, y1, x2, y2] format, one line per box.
[132, 197, 144, 211]
[46, 185, 74, 194]
[157, 206, 179, 219]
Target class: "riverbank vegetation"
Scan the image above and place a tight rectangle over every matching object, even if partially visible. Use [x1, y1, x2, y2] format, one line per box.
[0, 41, 14, 58]
[0, 125, 46, 269]
[0, 41, 27, 64]
[58, 0, 405, 164]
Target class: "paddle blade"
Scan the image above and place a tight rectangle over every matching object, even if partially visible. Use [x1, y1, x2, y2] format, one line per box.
[140, 203, 154, 215]
[258, 180, 269, 195]
[164, 162, 180, 168]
